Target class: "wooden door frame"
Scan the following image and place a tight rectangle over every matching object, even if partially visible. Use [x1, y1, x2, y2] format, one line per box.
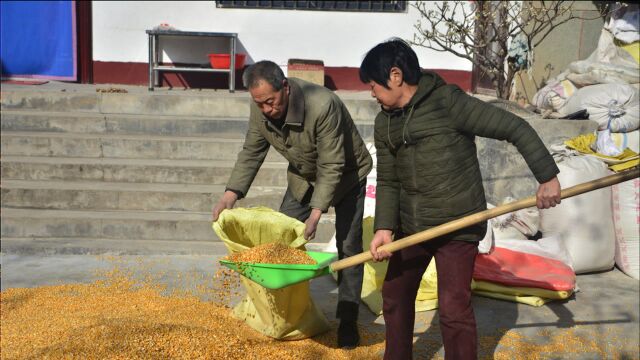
[471, 1, 497, 95]
[76, 1, 93, 83]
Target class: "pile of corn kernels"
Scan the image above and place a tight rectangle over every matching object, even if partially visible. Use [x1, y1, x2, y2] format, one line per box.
[0, 259, 385, 359]
[226, 243, 316, 265]
[1, 257, 636, 359]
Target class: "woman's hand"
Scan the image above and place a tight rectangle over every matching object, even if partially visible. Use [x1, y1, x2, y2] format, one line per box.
[370, 229, 394, 261]
[536, 176, 561, 209]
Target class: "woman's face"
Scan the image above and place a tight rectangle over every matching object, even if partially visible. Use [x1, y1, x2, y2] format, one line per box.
[368, 68, 404, 110]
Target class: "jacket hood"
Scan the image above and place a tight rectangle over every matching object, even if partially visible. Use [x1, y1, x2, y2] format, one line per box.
[381, 70, 446, 115]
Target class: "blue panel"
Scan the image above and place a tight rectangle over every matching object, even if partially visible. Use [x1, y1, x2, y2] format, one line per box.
[1, 1, 76, 79]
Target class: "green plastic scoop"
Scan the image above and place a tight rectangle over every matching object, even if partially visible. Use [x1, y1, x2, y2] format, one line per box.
[219, 169, 638, 290]
[219, 251, 337, 289]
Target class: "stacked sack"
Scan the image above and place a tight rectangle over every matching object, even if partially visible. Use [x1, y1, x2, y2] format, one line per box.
[539, 153, 639, 280]
[550, 135, 638, 279]
[472, 201, 577, 307]
[611, 177, 640, 280]
[533, 6, 639, 157]
[534, 6, 639, 279]
[539, 156, 617, 274]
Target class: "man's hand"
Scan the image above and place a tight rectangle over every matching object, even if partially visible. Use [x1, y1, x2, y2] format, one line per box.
[304, 208, 323, 240]
[370, 229, 393, 262]
[212, 191, 239, 221]
[536, 176, 561, 209]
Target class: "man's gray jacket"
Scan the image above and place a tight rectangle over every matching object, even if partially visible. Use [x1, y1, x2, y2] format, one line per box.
[227, 78, 373, 212]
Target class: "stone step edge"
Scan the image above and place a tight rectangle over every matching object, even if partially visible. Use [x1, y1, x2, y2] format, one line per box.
[0, 108, 376, 125]
[0, 108, 248, 121]
[0, 130, 251, 143]
[0, 237, 334, 255]
[0, 130, 373, 148]
[0, 179, 285, 194]
[0, 208, 337, 223]
[0, 155, 288, 168]
[0, 90, 379, 123]
[0, 181, 336, 216]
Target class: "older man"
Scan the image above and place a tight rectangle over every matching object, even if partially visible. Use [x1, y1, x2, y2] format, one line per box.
[212, 60, 372, 348]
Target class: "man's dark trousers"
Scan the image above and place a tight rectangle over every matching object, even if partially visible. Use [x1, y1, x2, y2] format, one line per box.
[279, 181, 366, 321]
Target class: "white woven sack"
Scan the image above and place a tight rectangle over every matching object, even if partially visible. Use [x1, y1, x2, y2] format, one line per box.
[612, 178, 640, 280]
[364, 142, 377, 218]
[539, 156, 616, 274]
[596, 129, 640, 156]
[564, 29, 639, 86]
[478, 203, 495, 254]
[562, 84, 639, 132]
[610, 129, 640, 153]
[492, 197, 540, 240]
[494, 236, 574, 270]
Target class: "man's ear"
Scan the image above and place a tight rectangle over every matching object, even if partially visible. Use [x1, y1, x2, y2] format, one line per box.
[389, 67, 404, 87]
[282, 79, 290, 94]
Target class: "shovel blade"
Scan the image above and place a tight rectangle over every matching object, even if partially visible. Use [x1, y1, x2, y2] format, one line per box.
[219, 251, 337, 289]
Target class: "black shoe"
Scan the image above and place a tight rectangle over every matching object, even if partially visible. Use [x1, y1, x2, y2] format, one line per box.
[337, 320, 360, 349]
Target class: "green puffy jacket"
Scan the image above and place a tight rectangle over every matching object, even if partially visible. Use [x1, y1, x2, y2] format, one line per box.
[227, 78, 372, 211]
[374, 72, 559, 240]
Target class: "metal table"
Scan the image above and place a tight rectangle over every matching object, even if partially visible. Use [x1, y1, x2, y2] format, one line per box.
[146, 30, 238, 92]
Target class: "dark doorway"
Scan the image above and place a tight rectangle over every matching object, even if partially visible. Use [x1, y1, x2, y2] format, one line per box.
[471, 1, 499, 95]
[77, 1, 93, 84]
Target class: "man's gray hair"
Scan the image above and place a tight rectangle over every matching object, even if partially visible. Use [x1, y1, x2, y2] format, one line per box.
[242, 60, 286, 90]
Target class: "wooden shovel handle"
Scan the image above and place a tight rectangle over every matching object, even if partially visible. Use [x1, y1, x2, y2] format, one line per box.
[330, 168, 639, 272]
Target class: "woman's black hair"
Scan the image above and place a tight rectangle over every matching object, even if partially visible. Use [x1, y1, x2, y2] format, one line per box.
[359, 38, 421, 89]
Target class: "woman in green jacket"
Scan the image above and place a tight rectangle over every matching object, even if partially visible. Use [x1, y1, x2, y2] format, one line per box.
[360, 39, 561, 360]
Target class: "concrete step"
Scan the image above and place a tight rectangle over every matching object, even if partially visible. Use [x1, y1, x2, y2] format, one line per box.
[0, 110, 251, 137]
[1, 156, 288, 186]
[0, 237, 332, 256]
[0, 237, 228, 255]
[0, 89, 251, 118]
[0, 84, 368, 257]
[0, 208, 338, 245]
[0, 131, 287, 161]
[0, 208, 216, 241]
[0, 87, 380, 124]
[0, 109, 375, 140]
[0, 180, 288, 212]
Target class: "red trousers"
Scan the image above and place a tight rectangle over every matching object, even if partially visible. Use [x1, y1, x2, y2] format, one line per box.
[382, 237, 479, 360]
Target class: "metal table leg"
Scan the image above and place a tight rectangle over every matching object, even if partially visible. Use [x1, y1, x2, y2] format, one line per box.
[148, 34, 154, 91]
[153, 35, 160, 88]
[229, 36, 236, 93]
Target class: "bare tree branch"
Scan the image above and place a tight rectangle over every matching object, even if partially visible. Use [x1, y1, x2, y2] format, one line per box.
[410, 0, 611, 99]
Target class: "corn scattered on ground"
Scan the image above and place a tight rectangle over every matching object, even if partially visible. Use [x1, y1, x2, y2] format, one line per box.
[1, 256, 638, 359]
[226, 243, 316, 265]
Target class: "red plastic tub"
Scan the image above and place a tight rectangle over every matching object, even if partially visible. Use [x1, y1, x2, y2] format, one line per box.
[208, 53, 246, 69]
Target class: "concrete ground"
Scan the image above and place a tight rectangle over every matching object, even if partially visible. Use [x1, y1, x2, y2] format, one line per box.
[1, 249, 638, 359]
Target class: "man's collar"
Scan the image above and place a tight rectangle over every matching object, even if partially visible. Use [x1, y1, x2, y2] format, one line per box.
[283, 79, 305, 126]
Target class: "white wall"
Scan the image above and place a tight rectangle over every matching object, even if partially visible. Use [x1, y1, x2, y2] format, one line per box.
[92, 1, 472, 71]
